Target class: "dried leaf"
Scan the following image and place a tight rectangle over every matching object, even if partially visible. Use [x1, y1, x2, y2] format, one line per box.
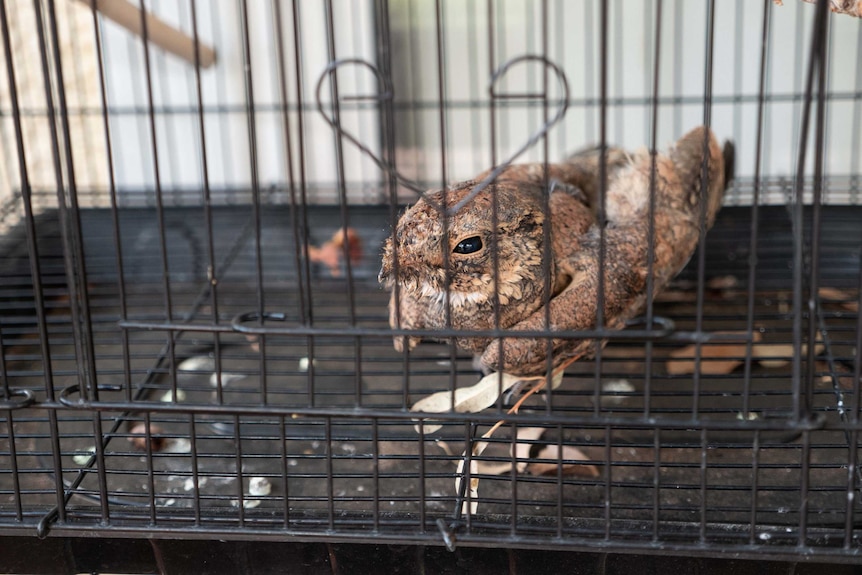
[707, 275, 739, 290]
[753, 331, 824, 368]
[666, 331, 762, 375]
[513, 427, 547, 473]
[654, 290, 696, 303]
[816, 360, 859, 390]
[526, 444, 600, 477]
[128, 423, 166, 452]
[474, 461, 515, 475]
[754, 344, 821, 368]
[434, 439, 455, 456]
[411, 372, 523, 434]
[439, 427, 550, 477]
[753, 344, 793, 369]
[549, 370, 564, 390]
[819, 287, 859, 312]
[777, 291, 791, 314]
[455, 439, 489, 516]
[308, 227, 363, 277]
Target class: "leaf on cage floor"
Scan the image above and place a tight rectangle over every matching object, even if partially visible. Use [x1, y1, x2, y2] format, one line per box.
[436, 428, 537, 476]
[654, 290, 696, 303]
[753, 331, 824, 368]
[455, 439, 489, 516]
[819, 287, 860, 312]
[816, 360, 859, 390]
[513, 427, 547, 473]
[473, 460, 514, 475]
[465, 426, 550, 476]
[526, 444, 600, 477]
[127, 423, 166, 452]
[666, 331, 762, 375]
[434, 439, 455, 456]
[411, 372, 523, 434]
[754, 343, 824, 369]
[307, 227, 363, 277]
[706, 275, 739, 291]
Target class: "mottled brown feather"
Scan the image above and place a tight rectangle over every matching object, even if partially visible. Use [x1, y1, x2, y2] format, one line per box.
[380, 126, 731, 376]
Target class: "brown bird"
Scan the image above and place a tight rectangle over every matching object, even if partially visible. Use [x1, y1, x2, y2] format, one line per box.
[379, 126, 733, 377]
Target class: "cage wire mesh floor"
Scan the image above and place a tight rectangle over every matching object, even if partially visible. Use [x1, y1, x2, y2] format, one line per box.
[0, 200, 861, 556]
[2, 0, 862, 566]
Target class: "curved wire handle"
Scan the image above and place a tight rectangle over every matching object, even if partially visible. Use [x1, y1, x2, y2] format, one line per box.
[315, 58, 426, 195]
[315, 54, 569, 215]
[448, 55, 569, 215]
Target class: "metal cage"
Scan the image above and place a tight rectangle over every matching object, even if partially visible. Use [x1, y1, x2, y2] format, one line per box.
[1, 0, 861, 568]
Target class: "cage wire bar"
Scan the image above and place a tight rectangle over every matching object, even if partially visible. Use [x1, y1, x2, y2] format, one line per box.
[0, 0, 860, 564]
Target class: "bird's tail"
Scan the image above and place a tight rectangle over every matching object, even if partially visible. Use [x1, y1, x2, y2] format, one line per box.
[668, 126, 734, 231]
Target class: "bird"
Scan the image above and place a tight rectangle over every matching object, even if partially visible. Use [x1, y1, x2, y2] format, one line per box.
[379, 126, 734, 378]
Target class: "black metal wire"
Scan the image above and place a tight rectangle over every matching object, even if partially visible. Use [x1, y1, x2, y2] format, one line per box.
[643, 0, 663, 418]
[9, 0, 69, 526]
[0, 0, 860, 562]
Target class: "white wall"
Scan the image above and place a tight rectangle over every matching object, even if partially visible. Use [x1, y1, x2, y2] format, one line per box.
[100, 0, 379, 203]
[97, 0, 861, 206]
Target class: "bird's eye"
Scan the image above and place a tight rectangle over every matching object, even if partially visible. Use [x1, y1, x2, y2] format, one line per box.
[453, 236, 483, 254]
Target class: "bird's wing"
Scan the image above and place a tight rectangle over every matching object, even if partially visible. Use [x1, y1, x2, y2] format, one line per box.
[479, 126, 730, 376]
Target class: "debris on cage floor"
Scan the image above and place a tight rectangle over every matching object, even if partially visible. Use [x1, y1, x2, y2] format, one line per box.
[1, 204, 860, 537]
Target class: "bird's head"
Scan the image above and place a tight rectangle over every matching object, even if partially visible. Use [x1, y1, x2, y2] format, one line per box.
[379, 180, 553, 327]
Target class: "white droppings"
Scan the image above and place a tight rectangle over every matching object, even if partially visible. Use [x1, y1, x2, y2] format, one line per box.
[72, 447, 96, 466]
[603, 379, 635, 394]
[249, 477, 272, 496]
[231, 499, 260, 509]
[356, 485, 365, 492]
[178, 356, 215, 373]
[298, 357, 318, 371]
[288, 459, 298, 467]
[759, 532, 771, 541]
[340, 443, 356, 455]
[163, 498, 176, 507]
[160, 389, 187, 403]
[164, 438, 191, 454]
[311, 441, 321, 449]
[209, 372, 246, 387]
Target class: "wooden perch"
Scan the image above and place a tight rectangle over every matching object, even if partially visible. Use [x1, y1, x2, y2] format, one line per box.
[773, 0, 862, 18]
[74, 0, 217, 67]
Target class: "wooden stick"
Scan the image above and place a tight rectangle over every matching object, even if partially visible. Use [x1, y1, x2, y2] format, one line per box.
[74, 0, 217, 67]
[773, 0, 862, 18]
